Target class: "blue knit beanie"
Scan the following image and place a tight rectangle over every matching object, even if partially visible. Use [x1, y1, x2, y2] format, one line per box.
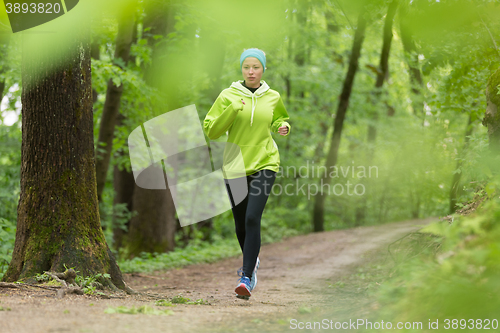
[240, 48, 266, 73]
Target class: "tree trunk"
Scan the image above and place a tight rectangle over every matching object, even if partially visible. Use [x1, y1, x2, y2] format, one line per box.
[128, 179, 176, 255]
[294, 0, 307, 99]
[356, 0, 399, 225]
[126, 0, 177, 257]
[111, 8, 140, 251]
[449, 114, 473, 213]
[2, 18, 129, 291]
[310, 8, 341, 165]
[111, 161, 135, 250]
[312, 7, 368, 232]
[90, 40, 100, 105]
[111, 112, 136, 250]
[367, 0, 398, 148]
[483, 68, 500, 153]
[399, 6, 424, 119]
[95, 1, 137, 203]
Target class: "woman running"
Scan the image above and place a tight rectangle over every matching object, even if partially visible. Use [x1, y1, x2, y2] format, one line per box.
[203, 48, 291, 298]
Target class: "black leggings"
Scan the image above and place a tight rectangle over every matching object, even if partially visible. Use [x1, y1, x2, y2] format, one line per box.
[225, 169, 276, 279]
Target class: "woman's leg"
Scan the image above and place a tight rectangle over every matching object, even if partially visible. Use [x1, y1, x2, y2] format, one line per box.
[242, 169, 276, 279]
[225, 177, 249, 253]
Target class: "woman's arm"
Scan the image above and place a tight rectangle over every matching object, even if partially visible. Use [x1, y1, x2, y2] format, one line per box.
[204, 93, 244, 140]
[271, 95, 291, 137]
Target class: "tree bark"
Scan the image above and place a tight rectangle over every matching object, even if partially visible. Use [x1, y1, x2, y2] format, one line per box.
[95, 1, 137, 203]
[2, 18, 129, 292]
[312, 7, 368, 232]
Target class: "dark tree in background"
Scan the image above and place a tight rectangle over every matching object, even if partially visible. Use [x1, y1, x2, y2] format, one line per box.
[125, 0, 177, 257]
[312, 4, 368, 232]
[356, 0, 399, 225]
[95, 0, 137, 204]
[2, 15, 129, 291]
[484, 68, 500, 154]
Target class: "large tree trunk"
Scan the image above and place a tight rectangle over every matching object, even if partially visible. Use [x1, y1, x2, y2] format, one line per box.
[2, 17, 129, 291]
[312, 7, 368, 232]
[126, 0, 177, 257]
[356, 0, 399, 226]
[95, 1, 137, 203]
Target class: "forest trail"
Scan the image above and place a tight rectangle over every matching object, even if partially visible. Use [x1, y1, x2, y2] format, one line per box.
[0, 218, 434, 333]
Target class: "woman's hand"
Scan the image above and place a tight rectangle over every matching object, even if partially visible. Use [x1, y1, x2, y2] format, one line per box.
[278, 125, 289, 136]
[233, 99, 245, 111]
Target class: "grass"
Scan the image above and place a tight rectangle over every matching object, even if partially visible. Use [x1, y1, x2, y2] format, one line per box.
[104, 305, 174, 315]
[117, 238, 241, 274]
[171, 294, 210, 305]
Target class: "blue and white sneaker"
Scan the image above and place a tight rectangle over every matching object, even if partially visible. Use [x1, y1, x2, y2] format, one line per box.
[250, 257, 260, 291]
[235, 276, 252, 297]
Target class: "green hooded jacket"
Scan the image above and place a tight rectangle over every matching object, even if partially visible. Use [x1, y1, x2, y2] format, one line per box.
[204, 80, 291, 178]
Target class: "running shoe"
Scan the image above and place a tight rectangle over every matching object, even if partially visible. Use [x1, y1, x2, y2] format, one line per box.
[250, 257, 260, 291]
[235, 276, 252, 297]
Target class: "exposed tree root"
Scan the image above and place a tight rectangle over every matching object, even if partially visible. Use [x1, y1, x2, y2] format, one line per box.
[0, 282, 22, 289]
[57, 287, 84, 298]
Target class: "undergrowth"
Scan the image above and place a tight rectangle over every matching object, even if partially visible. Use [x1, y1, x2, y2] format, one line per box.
[359, 179, 500, 331]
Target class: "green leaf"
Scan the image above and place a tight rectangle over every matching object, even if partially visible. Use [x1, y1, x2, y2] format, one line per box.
[421, 222, 447, 236]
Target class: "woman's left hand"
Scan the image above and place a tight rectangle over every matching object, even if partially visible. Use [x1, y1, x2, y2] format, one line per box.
[278, 125, 289, 136]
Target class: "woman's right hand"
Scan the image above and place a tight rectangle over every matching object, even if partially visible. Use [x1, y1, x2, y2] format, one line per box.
[233, 98, 245, 111]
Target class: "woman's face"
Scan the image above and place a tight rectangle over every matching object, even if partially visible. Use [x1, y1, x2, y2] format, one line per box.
[241, 57, 264, 88]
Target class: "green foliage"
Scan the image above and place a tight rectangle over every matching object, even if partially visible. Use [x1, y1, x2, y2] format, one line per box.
[154, 299, 175, 307]
[0, 6, 499, 328]
[0, 218, 15, 280]
[75, 272, 111, 295]
[366, 182, 500, 326]
[118, 238, 240, 273]
[171, 294, 209, 305]
[33, 272, 52, 283]
[0, 113, 22, 280]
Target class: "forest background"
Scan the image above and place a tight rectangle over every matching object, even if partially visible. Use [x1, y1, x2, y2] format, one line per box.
[1, 0, 500, 325]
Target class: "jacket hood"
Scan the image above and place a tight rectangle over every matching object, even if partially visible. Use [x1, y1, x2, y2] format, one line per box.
[230, 80, 270, 126]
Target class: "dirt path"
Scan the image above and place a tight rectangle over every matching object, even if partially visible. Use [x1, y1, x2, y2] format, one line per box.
[0, 218, 434, 333]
